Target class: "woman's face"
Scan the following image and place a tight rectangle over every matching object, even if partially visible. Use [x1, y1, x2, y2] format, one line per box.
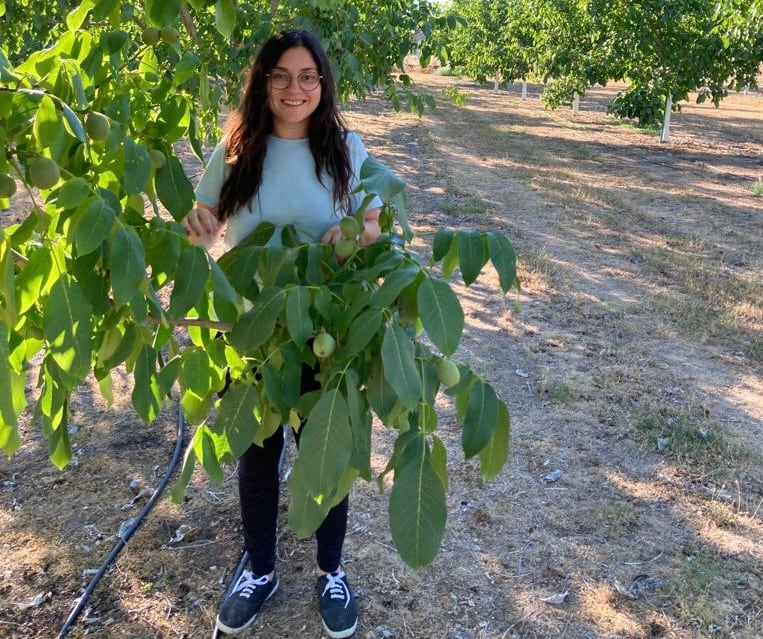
[267, 46, 322, 139]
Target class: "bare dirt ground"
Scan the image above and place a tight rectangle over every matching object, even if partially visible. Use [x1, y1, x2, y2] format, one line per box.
[1, 70, 762, 639]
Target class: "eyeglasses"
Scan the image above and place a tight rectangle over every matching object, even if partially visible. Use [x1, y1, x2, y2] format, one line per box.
[266, 70, 323, 91]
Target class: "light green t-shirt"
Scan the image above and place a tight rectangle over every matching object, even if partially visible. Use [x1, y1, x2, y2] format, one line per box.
[194, 132, 381, 249]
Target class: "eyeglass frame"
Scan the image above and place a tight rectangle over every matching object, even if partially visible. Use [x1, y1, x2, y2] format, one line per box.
[265, 69, 324, 91]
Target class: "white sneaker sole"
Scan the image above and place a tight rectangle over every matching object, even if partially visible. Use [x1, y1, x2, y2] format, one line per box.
[321, 617, 358, 639]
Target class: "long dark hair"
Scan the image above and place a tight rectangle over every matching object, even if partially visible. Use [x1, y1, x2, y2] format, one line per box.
[216, 29, 351, 222]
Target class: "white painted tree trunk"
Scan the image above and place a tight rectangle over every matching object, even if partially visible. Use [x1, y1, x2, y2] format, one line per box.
[521, 80, 527, 100]
[572, 92, 580, 116]
[660, 91, 673, 143]
[494, 71, 500, 90]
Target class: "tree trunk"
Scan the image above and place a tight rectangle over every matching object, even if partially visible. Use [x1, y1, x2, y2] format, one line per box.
[521, 80, 527, 100]
[494, 70, 500, 90]
[660, 92, 672, 143]
[572, 92, 580, 116]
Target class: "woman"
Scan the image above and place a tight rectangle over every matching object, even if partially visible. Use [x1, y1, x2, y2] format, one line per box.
[182, 29, 382, 638]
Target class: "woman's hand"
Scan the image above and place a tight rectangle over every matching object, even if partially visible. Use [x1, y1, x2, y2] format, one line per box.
[321, 223, 344, 245]
[182, 204, 221, 249]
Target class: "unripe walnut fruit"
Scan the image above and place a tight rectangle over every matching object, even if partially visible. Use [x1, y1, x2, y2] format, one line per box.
[437, 358, 460, 388]
[0, 173, 16, 198]
[335, 237, 355, 259]
[85, 112, 110, 141]
[160, 27, 179, 44]
[142, 27, 160, 45]
[29, 157, 60, 189]
[339, 216, 360, 239]
[149, 149, 167, 169]
[312, 332, 336, 359]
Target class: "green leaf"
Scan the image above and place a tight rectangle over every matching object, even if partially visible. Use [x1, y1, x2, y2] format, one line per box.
[381, 324, 421, 410]
[123, 137, 153, 196]
[370, 264, 420, 308]
[155, 155, 195, 221]
[209, 258, 240, 322]
[0, 232, 16, 328]
[58, 177, 93, 209]
[342, 307, 382, 357]
[479, 400, 510, 481]
[389, 434, 447, 568]
[213, 382, 260, 459]
[0, 324, 19, 451]
[218, 245, 261, 297]
[287, 459, 331, 538]
[74, 199, 115, 256]
[417, 276, 463, 357]
[432, 229, 455, 262]
[110, 227, 146, 312]
[462, 379, 498, 458]
[345, 369, 371, 480]
[195, 425, 224, 483]
[487, 232, 518, 293]
[359, 155, 406, 201]
[367, 358, 397, 423]
[168, 245, 209, 319]
[458, 230, 487, 286]
[33, 95, 60, 149]
[170, 441, 197, 503]
[230, 287, 285, 353]
[430, 433, 448, 490]
[48, 415, 72, 470]
[215, 0, 236, 38]
[66, 0, 94, 30]
[42, 277, 92, 382]
[132, 344, 161, 422]
[297, 388, 352, 499]
[15, 247, 57, 315]
[147, 0, 181, 26]
[181, 348, 213, 396]
[286, 286, 313, 347]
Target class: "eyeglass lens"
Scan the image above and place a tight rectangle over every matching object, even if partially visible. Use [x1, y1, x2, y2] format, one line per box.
[269, 71, 321, 90]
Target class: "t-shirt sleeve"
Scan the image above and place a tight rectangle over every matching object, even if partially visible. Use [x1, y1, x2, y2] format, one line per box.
[194, 143, 228, 208]
[347, 132, 383, 213]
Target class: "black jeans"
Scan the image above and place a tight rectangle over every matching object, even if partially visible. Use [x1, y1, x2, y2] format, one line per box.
[237, 367, 349, 576]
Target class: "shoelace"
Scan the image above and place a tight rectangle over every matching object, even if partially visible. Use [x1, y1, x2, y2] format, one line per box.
[233, 570, 270, 599]
[322, 570, 350, 608]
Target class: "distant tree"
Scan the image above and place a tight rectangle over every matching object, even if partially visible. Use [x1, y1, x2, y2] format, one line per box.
[442, 0, 539, 89]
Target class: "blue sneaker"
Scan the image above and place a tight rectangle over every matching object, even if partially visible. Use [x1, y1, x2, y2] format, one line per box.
[316, 568, 358, 638]
[215, 570, 278, 635]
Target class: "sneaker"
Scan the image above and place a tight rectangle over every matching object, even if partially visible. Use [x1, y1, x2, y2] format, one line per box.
[215, 570, 278, 635]
[316, 569, 358, 638]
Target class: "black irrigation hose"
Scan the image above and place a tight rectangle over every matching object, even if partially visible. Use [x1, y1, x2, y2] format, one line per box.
[57, 405, 186, 639]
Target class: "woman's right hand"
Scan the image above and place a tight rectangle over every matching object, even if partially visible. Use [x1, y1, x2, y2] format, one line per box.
[182, 204, 221, 249]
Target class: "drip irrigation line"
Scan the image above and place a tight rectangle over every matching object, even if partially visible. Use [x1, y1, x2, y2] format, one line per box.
[57, 405, 186, 639]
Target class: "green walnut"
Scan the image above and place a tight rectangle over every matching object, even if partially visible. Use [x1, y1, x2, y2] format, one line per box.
[160, 27, 180, 44]
[437, 357, 461, 388]
[0, 173, 16, 198]
[148, 149, 167, 170]
[142, 27, 160, 45]
[312, 332, 336, 359]
[335, 237, 356, 259]
[85, 112, 111, 141]
[29, 157, 60, 190]
[339, 216, 360, 239]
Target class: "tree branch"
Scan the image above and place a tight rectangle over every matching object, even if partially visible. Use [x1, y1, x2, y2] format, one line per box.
[148, 315, 234, 332]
